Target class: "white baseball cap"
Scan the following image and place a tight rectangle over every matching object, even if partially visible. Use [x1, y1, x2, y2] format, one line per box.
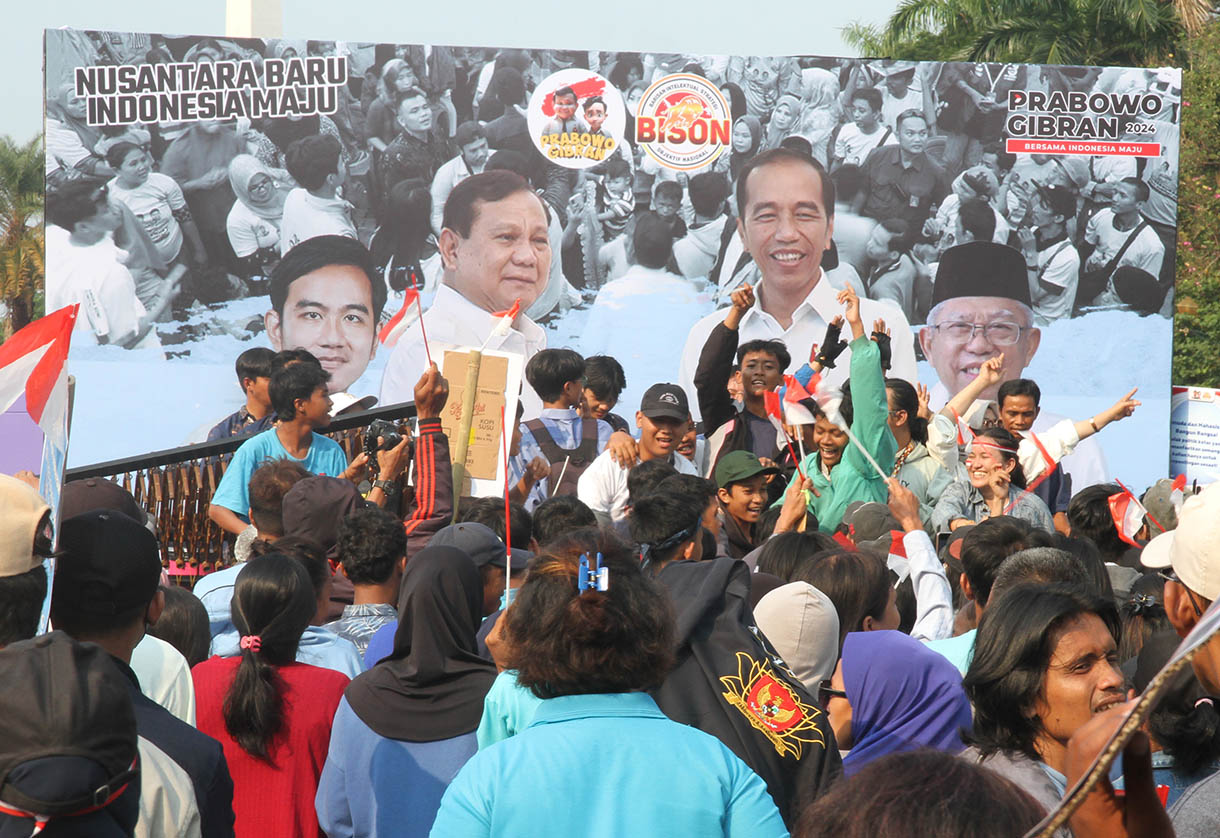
[1140, 482, 1220, 601]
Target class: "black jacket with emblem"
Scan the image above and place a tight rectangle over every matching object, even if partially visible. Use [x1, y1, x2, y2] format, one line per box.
[651, 557, 842, 826]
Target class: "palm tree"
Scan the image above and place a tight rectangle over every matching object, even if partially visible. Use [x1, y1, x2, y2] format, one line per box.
[0, 135, 45, 337]
[843, 0, 1197, 65]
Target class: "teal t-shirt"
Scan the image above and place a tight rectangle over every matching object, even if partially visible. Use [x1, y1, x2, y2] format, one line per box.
[211, 428, 349, 518]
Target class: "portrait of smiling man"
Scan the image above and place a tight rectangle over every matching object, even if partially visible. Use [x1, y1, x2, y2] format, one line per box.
[265, 235, 386, 400]
[921, 240, 1108, 487]
[679, 147, 917, 422]
[380, 169, 552, 414]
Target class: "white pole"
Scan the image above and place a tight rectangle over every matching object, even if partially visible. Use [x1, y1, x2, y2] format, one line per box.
[225, 0, 283, 38]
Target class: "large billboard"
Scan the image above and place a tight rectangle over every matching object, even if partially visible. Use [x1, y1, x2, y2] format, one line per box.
[45, 30, 1178, 492]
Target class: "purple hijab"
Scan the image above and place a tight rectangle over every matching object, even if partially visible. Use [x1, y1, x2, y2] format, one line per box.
[840, 630, 972, 776]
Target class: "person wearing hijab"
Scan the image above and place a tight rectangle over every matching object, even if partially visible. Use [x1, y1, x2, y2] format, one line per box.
[431, 533, 788, 836]
[792, 69, 844, 166]
[753, 581, 841, 692]
[726, 114, 762, 180]
[720, 82, 749, 123]
[762, 92, 802, 152]
[317, 546, 496, 838]
[226, 154, 289, 278]
[822, 630, 972, 776]
[192, 554, 350, 838]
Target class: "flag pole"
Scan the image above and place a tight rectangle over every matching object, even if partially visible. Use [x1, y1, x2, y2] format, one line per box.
[501, 402, 512, 605]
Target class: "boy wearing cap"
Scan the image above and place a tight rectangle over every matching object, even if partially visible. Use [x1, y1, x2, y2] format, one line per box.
[0, 633, 143, 836]
[51, 510, 235, 838]
[577, 383, 700, 527]
[714, 450, 781, 559]
[0, 474, 53, 648]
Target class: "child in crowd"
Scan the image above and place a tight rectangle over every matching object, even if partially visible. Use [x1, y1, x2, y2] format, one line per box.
[513, 349, 613, 510]
[595, 157, 636, 241]
[652, 180, 687, 240]
[207, 346, 277, 441]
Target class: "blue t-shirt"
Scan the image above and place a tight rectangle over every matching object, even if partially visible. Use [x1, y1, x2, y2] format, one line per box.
[211, 428, 349, 518]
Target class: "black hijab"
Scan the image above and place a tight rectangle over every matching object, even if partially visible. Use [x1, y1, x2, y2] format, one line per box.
[344, 546, 497, 741]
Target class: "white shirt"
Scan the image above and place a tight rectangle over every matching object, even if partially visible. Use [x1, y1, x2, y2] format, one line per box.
[577, 447, 700, 524]
[834, 122, 895, 167]
[380, 283, 548, 416]
[1031, 238, 1081, 324]
[429, 154, 481, 235]
[279, 188, 357, 255]
[225, 199, 281, 258]
[131, 634, 197, 726]
[879, 86, 924, 132]
[679, 268, 918, 423]
[108, 173, 187, 263]
[927, 384, 1110, 489]
[1084, 209, 1165, 307]
[44, 225, 162, 351]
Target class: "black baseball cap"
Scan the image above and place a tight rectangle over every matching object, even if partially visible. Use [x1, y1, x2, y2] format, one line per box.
[640, 383, 690, 421]
[0, 632, 139, 827]
[283, 476, 371, 557]
[429, 522, 531, 572]
[52, 511, 162, 617]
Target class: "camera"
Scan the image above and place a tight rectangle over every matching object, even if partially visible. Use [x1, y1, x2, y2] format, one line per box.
[363, 419, 410, 476]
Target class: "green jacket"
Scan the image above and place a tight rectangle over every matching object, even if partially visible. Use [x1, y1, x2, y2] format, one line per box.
[781, 336, 897, 532]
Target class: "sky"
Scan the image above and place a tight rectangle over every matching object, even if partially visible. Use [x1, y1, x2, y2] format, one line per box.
[12, 0, 894, 142]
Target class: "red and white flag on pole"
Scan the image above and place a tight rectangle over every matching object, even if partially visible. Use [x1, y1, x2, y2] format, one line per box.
[0, 305, 78, 450]
[1108, 483, 1148, 548]
[481, 298, 521, 350]
[377, 288, 420, 347]
[1169, 474, 1188, 514]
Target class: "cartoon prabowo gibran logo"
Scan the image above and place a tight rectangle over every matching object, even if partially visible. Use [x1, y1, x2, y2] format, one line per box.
[634, 73, 731, 170]
[528, 68, 627, 170]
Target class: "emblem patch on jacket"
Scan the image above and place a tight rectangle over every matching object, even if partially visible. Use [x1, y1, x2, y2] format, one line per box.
[720, 652, 826, 758]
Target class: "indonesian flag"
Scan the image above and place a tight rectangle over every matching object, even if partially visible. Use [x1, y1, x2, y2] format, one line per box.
[1169, 474, 1188, 514]
[762, 389, 787, 434]
[0, 306, 77, 449]
[377, 288, 420, 346]
[886, 529, 910, 584]
[778, 374, 816, 425]
[488, 299, 522, 340]
[1108, 483, 1147, 548]
[949, 407, 975, 446]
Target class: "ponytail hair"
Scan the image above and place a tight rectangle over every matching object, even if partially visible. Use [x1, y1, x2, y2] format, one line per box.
[974, 427, 1027, 489]
[223, 554, 316, 761]
[885, 379, 927, 443]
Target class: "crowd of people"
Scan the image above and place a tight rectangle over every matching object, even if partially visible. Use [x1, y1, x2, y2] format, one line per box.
[17, 31, 1206, 838]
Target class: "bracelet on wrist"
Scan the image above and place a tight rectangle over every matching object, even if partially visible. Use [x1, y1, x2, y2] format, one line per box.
[1088, 417, 1100, 433]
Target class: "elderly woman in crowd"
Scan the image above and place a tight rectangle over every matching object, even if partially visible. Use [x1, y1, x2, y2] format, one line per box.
[431, 543, 788, 836]
[226, 154, 290, 278]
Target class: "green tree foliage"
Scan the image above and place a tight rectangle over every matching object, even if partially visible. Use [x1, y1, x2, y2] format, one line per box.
[0, 135, 45, 338]
[1173, 21, 1220, 387]
[843, 0, 1188, 66]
